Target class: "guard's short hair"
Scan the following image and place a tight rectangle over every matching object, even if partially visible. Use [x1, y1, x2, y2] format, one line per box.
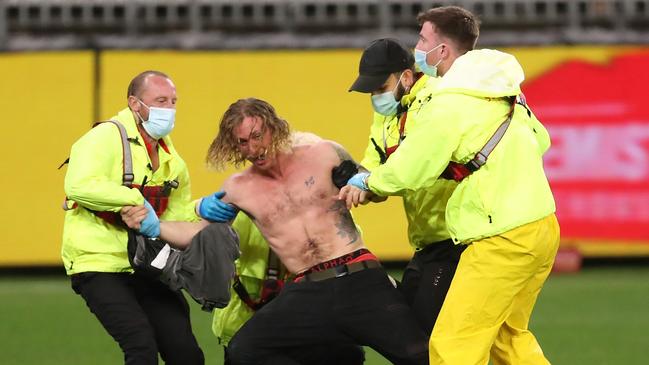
[417, 6, 480, 54]
[126, 70, 170, 99]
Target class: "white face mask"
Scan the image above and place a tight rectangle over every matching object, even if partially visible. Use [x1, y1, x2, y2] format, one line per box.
[371, 72, 404, 116]
[414, 43, 444, 77]
[137, 99, 176, 139]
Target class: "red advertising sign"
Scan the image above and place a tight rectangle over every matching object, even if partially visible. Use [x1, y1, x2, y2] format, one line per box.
[523, 51, 649, 241]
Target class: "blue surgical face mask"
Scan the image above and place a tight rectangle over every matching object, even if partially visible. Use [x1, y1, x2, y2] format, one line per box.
[371, 73, 404, 116]
[414, 43, 444, 77]
[137, 100, 176, 139]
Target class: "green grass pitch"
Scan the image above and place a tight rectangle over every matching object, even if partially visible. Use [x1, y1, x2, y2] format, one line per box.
[1, 266, 647, 364]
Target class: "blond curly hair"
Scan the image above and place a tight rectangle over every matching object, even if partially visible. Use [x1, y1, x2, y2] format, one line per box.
[207, 98, 291, 170]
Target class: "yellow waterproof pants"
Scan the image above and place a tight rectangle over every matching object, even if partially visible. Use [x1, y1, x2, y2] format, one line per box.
[429, 214, 560, 365]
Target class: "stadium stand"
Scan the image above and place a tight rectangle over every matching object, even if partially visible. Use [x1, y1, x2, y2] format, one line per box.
[1, 0, 649, 50]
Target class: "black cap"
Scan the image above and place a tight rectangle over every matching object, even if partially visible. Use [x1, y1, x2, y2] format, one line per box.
[349, 38, 414, 93]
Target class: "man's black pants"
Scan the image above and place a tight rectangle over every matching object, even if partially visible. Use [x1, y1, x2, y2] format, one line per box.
[226, 267, 429, 365]
[225, 343, 365, 365]
[71, 272, 204, 365]
[399, 239, 466, 334]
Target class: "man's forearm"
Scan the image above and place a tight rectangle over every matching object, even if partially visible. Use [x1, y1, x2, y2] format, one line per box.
[160, 220, 210, 248]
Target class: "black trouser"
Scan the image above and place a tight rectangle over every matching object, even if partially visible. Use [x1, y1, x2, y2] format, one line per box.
[399, 239, 466, 334]
[225, 343, 365, 365]
[227, 267, 429, 365]
[71, 272, 204, 365]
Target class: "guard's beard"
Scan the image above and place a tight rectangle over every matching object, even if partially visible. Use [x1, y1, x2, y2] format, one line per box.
[395, 82, 407, 101]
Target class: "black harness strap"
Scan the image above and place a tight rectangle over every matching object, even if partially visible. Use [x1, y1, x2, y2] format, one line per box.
[61, 119, 133, 210]
[370, 137, 387, 165]
[464, 97, 517, 173]
[98, 120, 134, 187]
[441, 96, 520, 182]
[233, 250, 285, 311]
[232, 275, 259, 310]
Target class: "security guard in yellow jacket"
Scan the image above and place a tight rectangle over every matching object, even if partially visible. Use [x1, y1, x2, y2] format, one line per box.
[342, 7, 559, 365]
[212, 215, 269, 348]
[62, 71, 204, 365]
[348, 38, 461, 334]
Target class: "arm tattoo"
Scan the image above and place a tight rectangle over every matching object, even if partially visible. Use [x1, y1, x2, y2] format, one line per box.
[328, 200, 359, 245]
[331, 143, 369, 173]
[332, 143, 354, 162]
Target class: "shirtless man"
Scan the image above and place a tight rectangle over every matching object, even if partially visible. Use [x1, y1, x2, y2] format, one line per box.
[213, 106, 364, 274]
[125, 98, 428, 365]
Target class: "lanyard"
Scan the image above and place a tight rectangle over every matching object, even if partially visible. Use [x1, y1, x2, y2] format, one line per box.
[382, 109, 408, 155]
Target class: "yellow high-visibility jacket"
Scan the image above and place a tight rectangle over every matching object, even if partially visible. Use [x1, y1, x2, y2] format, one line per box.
[361, 75, 457, 249]
[212, 214, 268, 345]
[62, 107, 198, 275]
[367, 49, 555, 244]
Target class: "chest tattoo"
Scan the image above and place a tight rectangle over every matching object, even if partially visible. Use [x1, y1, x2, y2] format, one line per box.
[304, 176, 315, 188]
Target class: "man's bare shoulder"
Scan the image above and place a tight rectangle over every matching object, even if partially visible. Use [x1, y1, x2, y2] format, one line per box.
[290, 140, 341, 161]
[301, 140, 337, 153]
[225, 169, 257, 186]
[221, 170, 255, 202]
[291, 131, 323, 146]
[312, 140, 354, 163]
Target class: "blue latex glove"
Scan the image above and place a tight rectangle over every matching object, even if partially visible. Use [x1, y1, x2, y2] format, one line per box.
[347, 172, 370, 191]
[139, 200, 161, 238]
[198, 191, 238, 222]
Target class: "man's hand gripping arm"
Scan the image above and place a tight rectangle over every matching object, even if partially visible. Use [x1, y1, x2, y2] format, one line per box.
[329, 142, 386, 209]
[121, 202, 211, 249]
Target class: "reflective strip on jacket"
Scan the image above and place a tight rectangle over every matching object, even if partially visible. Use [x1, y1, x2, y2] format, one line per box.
[367, 49, 555, 244]
[360, 75, 456, 249]
[61, 107, 199, 275]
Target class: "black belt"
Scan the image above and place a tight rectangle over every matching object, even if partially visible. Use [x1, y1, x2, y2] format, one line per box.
[299, 260, 381, 282]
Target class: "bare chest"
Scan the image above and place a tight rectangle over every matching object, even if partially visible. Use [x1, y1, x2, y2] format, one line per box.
[242, 168, 336, 227]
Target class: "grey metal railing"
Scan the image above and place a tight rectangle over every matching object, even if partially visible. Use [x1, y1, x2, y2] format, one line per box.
[1, 0, 648, 50]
